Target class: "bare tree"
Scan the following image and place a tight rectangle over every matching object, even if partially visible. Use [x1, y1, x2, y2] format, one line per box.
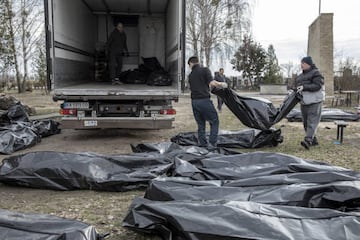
[280, 61, 296, 78]
[32, 32, 48, 93]
[0, 1, 11, 74]
[3, 0, 43, 93]
[186, 0, 251, 67]
[186, 0, 201, 58]
[3, 0, 21, 92]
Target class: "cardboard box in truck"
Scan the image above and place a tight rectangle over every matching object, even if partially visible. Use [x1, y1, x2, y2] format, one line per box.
[44, 0, 185, 129]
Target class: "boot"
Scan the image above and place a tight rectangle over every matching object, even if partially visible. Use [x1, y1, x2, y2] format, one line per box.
[312, 137, 319, 146]
[300, 140, 311, 150]
[112, 78, 123, 85]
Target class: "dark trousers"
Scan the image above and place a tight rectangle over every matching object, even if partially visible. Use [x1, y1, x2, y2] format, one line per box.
[109, 51, 123, 80]
[191, 98, 219, 146]
[217, 96, 224, 111]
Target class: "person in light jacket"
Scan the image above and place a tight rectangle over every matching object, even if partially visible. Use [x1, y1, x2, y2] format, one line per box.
[295, 56, 325, 150]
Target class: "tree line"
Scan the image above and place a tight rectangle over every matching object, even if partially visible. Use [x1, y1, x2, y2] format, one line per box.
[1, 0, 357, 93]
[186, 0, 283, 89]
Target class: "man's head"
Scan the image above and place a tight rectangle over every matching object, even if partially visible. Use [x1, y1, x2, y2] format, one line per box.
[116, 22, 124, 32]
[301, 56, 313, 70]
[219, 68, 224, 75]
[188, 56, 199, 69]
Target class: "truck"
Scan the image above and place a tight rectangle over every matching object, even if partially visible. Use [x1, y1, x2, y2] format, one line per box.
[44, 0, 185, 129]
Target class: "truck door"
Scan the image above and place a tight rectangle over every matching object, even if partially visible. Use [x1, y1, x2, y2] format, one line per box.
[180, 0, 186, 92]
[44, 0, 54, 91]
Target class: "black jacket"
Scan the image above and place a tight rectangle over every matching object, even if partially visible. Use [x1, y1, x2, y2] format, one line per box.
[188, 64, 213, 100]
[215, 73, 225, 82]
[107, 30, 128, 53]
[295, 66, 324, 92]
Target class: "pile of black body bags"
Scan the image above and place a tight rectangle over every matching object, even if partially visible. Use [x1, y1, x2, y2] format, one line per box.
[2, 142, 360, 239]
[0, 96, 60, 154]
[119, 57, 172, 86]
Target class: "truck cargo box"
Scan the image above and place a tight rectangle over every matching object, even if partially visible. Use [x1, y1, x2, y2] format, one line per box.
[45, 0, 185, 129]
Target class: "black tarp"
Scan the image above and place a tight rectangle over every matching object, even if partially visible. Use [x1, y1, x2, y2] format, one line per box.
[145, 177, 360, 210]
[0, 104, 61, 154]
[123, 151, 360, 240]
[3, 102, 30, 122]
[171, 129, 283, 148]
[0, 122, 41, 154]
[287, 107, 360, 122]
[0, 209, 104, 240]
[0, 143, 233, 191]
[2, 145, 360, 239]
[0, 151, 173, 191]
[123, 197, 360, 240]
[212, 88, 300, 130]
[119, 57, 172, 85]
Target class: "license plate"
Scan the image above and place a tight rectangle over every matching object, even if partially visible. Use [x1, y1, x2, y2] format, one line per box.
[84, 120, 97, 127]
[64, 102, 89, 109]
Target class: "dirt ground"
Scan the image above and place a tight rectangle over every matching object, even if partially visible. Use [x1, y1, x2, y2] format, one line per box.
[1, 90, 360, 239]
[0, 92, 222, 239]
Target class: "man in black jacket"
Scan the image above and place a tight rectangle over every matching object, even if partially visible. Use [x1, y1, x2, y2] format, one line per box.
[107, 22, 129, 84]
[214, 68, 226, 112]
[187, 56, 227, 149]
[295, 56, 325, 149]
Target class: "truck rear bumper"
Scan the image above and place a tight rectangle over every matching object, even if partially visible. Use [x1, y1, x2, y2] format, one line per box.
[60, 116, 175, 129]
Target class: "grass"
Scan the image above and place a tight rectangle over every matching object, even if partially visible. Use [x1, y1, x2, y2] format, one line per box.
[0, 90, 359, 239]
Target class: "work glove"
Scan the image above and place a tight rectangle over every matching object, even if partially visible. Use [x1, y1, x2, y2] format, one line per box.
[297, 85, 304, 93]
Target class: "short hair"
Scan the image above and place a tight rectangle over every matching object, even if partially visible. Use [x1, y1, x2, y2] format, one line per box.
[188, 56, 199, 65]
[219, 68, 224, 71]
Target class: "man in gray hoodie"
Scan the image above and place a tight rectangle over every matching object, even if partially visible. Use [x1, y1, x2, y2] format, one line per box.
[295, 56, 325, 149]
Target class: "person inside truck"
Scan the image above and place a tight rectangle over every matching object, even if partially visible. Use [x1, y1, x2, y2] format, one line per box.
[107, 22, 130, 85]
[187, 56, 228, 150]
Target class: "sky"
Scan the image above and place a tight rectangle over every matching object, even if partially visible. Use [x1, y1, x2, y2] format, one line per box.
[252, 0, 360, 65]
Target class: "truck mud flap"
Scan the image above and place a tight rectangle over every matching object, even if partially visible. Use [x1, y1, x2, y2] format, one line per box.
[60, 116, 175, 129]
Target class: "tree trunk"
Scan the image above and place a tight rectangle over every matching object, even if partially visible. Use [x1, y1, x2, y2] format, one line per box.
[5, 0, 22, 93]
[21, 0, 28, 93]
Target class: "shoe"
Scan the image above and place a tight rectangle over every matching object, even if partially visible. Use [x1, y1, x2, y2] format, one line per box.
[300, 140, 311, 150]
[312, 137, 319, 146]
[206, 145, 217, 151]
[206, 143, 217, 151]
[112, 78, 123, 85]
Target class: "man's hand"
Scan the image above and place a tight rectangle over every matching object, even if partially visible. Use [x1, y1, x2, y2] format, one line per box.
[297, 85, 304, 92]
[209, 80, 228, 89]
[219, 82, 228, 89]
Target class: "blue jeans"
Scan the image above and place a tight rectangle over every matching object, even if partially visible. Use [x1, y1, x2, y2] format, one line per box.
[191, 98, 219, 146]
